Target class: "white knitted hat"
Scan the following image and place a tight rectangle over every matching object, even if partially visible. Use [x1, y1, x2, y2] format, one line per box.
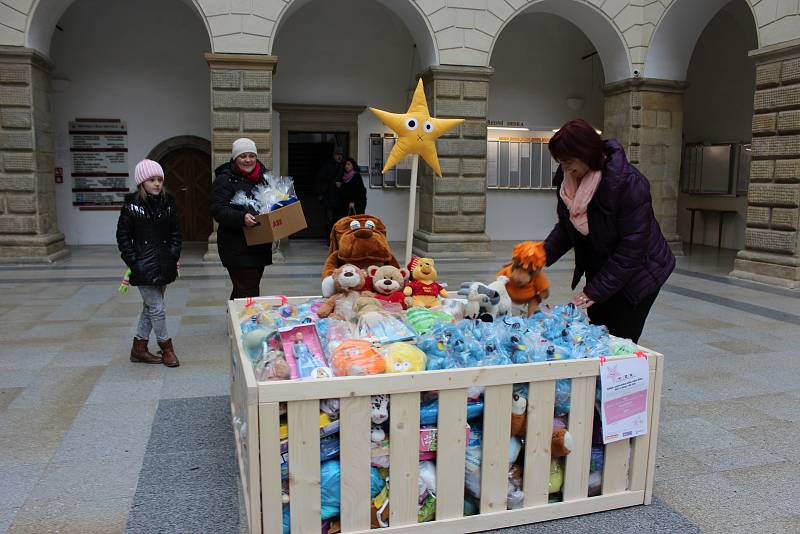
[232, 138, 258, 160]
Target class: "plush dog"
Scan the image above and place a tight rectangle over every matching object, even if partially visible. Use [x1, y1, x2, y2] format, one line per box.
[321, 215, 399, 297]
[317, 264, 367, 318]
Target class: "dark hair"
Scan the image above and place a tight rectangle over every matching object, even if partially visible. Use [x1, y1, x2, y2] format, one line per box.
[344, 157, 358, 171]
[548, 118, 605, 170]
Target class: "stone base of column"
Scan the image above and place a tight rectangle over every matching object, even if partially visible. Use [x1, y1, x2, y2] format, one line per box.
[663, 233, 685, 256]
[203, 231, 220, 263]
[0, 232, 69, 263]
[412, 230, 494, 258]
[730, 250, 800, 289]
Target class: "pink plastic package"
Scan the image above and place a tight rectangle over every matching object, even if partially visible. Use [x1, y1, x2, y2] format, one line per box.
[278, 324, 332, 379]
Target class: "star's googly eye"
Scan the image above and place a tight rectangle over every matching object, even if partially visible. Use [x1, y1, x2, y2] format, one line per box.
[405, 118, 418, 131]
[365, 220, 376, 229]
[423, 121, 434, 133]
[350, 220, 361, 230]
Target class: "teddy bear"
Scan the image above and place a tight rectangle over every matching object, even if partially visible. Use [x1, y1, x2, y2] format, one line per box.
[403, 257, 447, 308]
[317, 264, 367, 319]
[497, 241, 550, 316]
[367, 265, 410, 309]
[510, 387, 572, 457]
[321, 215, 400, 298]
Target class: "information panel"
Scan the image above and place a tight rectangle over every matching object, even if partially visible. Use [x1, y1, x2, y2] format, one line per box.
[70, 118, 129, 207]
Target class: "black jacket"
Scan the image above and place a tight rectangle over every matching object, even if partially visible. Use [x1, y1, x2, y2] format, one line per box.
[337, 172, 367, 215]
[315, 158, 343, 205]
[116, 192, 181, 286]
[544, 140, 675, 305]
[210, 160, 273, 269]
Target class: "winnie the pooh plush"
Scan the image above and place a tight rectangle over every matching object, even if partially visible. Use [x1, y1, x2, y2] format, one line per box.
[497, 241, 549, 316]
[321, 215, 399, 297]
[403, 256, 447, 308]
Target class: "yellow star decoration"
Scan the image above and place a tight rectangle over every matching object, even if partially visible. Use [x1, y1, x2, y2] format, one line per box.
[369, 79, 464, 177]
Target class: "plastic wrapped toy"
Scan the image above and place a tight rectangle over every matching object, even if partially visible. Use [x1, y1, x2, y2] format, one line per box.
[331, 339, 386, 376]
[356, 307, 416, 344]
[555, 379, 572, 415]
[382, 342, 426, 373]
[419, 398, 484, 426]
[230, 172, 297, 214]
[405, 307, 453, 335]
[279, 324, 331, 379]
[464, 427, 522, 499]
[316, 318, 356, 360]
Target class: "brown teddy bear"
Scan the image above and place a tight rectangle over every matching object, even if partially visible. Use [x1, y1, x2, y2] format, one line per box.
[497, 241, 549, 316]
[317, 264, 367, 318]
[403, 256, 447, 308]
[321, 215, 399, 297]
[367, 265, 410, 309]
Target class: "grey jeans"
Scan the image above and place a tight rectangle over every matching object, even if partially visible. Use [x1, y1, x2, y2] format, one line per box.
[136, 285, 169, 342]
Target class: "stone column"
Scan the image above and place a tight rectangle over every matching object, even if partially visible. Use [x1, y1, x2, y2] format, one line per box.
[604, 78, 686, 255]
[0, 47, 67, 263]
[414, 65, 494, 259]
[203, 53, 277, 262]
[731, 42, 800, 288]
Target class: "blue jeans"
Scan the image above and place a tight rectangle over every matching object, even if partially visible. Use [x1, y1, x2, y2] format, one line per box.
[136, 285, 169, 342]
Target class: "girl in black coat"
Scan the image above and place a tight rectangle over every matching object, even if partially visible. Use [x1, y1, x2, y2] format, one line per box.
[211, 138, 272, 299]
[334, 157, 367, 220]
[116, 159, 181, 367]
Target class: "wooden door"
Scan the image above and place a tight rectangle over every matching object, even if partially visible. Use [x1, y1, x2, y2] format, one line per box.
[161, 148, 212, 241]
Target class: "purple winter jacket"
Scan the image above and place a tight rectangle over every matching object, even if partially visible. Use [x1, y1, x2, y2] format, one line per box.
[543, 139, 676, 305]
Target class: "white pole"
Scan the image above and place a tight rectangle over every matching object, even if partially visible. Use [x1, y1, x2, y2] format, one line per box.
[404, 154, 420, 265]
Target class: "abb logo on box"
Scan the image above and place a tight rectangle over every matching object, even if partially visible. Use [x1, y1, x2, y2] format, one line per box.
[272, 219, 283, 228]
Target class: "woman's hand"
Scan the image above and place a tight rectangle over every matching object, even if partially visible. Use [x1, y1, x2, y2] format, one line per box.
[348, 201, 355, 210]
[244, 213, 258, 227]
[570, 291, 595, 308]
[335, 181, 342, 189]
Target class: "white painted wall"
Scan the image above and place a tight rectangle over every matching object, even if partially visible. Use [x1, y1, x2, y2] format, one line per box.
[677, 0, 757, 250]
[486, 13, 604, 241]
[50, 0, 211, 245]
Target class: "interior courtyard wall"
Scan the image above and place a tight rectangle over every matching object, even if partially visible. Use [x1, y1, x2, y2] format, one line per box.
[49, 0, 211, 245]
[676, 0, 757, 250]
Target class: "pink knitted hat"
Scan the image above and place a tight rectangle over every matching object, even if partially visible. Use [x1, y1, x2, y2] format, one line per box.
[134, 159, 164, 186]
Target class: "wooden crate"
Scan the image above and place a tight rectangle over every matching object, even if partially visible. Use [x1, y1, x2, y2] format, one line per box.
[229, 297, 664, 534]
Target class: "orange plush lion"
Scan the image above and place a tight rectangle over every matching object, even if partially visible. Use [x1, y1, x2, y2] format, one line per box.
[321, 214, 399, 297]
[497, 241, 549, 315]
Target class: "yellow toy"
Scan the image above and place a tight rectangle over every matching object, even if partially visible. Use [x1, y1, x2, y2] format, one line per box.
[382, 342, 427, 373]
[403, 257, 447, 308]
[369, 79, 463, 177]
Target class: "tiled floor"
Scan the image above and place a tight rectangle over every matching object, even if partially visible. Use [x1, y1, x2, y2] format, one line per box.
[0, 241, 798, 533]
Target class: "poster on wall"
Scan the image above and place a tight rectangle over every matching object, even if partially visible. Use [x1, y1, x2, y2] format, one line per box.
[69, 118, 129, 208]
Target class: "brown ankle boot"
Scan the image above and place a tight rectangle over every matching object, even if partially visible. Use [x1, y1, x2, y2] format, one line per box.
[158, 339, 180, 367]
[130, 338, 162, 364]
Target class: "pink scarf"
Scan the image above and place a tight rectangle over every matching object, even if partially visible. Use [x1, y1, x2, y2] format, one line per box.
[559, 169, 602, 235]
[342, 169, 356, 184]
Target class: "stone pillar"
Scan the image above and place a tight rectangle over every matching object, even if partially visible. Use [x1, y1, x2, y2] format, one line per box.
[731, 42, 800, 288]
[0, 47, 67, 263]
[604, 78, 686, 255]
[414, 65, 494, 259]
[203, 53, 277, 262]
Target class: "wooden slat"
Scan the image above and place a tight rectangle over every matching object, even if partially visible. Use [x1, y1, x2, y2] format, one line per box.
[288, 400, 321, 533]
[436, 388, 468, 520]
[630, 366, 658, 492]
[344, 491, 645, 534]
[389, 392, 421, 526]
[258, 359, 603, 402]
[562, 377, 595, 501]
[644, 354, 664, 504]
[259, 402, 283, 534]
[523, 380, 556, 507]
[601, 439, 630, 494]
[480, 384, 513, 514]
[339, 396, 372, 531]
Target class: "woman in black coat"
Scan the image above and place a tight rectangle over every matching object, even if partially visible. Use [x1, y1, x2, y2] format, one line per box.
[116, 159, 181, 366]
[211, 138, 272, 299]
[334, 157, 367, 220]
[543, 119, 675, 342]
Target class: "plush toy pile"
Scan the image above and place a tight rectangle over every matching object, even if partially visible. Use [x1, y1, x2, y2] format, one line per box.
[235, 215, 641, 532]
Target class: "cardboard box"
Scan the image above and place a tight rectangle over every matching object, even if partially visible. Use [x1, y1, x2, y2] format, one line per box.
[243, 201, 307, 245]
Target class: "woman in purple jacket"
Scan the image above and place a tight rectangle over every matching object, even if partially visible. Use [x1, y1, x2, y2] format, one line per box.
[543, 119, 675, 342]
